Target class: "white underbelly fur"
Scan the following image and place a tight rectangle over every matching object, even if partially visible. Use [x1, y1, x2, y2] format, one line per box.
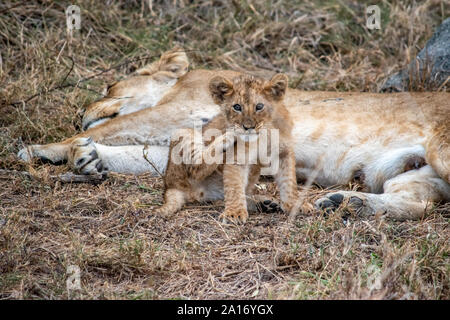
[292, 122, 428, 192]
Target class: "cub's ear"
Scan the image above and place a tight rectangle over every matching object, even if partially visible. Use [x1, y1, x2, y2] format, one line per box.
[209, 76, 234, 104]
[137, 47, 189, 81]
[264, 73, 288, 100]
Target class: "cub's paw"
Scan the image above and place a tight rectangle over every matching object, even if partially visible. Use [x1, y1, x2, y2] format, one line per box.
[257, 199, 282, 213]
[220, 208, 248, 224]
[315, 192, 366, 216]
[153, 205, 176, 217]
[69, 137, 107, 175]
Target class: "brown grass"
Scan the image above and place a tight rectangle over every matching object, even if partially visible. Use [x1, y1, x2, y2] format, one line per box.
[0, 0, 449, 300]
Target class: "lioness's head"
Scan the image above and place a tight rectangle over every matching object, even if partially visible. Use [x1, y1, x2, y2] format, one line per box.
[81, 48, 189, 131]
[209, 73, 289, 141]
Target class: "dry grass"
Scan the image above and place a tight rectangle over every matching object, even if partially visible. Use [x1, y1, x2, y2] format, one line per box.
[0, 0, 449, 300]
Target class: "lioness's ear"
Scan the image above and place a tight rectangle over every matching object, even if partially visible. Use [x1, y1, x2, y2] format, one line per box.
[158, 47, 189, 77]
[264, 73, 288, 100]
[137, 47, 189, 80]
[209, 76, 234, 104]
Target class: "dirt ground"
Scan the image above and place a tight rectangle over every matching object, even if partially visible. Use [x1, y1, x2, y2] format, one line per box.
[0, 0, 449, 299]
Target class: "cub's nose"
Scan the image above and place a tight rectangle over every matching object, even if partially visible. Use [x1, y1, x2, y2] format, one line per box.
[243, 124, 255, 131]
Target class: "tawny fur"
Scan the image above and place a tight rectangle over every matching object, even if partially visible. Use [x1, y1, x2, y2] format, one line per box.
[18, 48, 450, 221]
[158, 74, 298, 223]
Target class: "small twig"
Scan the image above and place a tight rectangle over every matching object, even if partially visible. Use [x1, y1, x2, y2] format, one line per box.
[8, 83, 75, 107]
[8, 54, 157, 107]
[0, 2, 24, 14]
[142, 144, 163, 177]
[60, 56, 75, 86]
[8, 49, 204, 107]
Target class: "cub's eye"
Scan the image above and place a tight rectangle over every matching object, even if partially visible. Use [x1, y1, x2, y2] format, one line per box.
[255, 103, 264, 111]
[232, 104, 242, 112]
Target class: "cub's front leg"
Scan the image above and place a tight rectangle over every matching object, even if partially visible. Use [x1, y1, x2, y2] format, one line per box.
[221, 164, 249, 224]
[275, 147, 299, 216]
[187, 129, 236, 181]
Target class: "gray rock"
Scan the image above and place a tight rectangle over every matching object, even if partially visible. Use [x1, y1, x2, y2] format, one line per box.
[381, 18, 450, 92]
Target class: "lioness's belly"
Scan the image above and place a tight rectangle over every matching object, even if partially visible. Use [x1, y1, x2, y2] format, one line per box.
[292, 121, 428, 193]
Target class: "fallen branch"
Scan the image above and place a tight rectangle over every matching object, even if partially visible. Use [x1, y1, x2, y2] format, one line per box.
[0, 169, 106, 184]
[57, 172, 107, 183]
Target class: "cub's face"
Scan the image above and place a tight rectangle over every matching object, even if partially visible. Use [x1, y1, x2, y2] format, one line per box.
[209, 73, 288, 141]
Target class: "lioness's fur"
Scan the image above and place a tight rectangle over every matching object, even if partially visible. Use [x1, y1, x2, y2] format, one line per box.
[18, 48, 450, 221]
[158, 73, 298, 223]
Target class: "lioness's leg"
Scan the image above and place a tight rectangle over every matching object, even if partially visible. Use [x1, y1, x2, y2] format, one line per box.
[18, 98, 215, 171]
[19, 135, 169, 175]
[18, 133, 86, 166]
[17, 141, 73, 165]
[316, 165, 450, 220]
[73, 138, 169, 175]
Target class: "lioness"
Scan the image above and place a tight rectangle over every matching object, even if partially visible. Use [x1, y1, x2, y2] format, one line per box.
[18, 48, 450, 221]
[158, 73, 298, 223]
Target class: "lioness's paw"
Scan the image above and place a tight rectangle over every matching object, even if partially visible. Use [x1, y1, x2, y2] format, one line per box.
[17, 147, 33, 162]
[315, 192, 366, 216]
[220, 208, 248, 224]
[69, 137, 107, 175]
[257, 199, 281, 213]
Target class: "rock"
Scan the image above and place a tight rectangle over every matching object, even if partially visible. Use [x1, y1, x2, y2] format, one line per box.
[381, 18, 450, 92]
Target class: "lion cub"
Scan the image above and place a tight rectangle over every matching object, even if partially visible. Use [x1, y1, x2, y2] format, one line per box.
[156, 73, 298, 223]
